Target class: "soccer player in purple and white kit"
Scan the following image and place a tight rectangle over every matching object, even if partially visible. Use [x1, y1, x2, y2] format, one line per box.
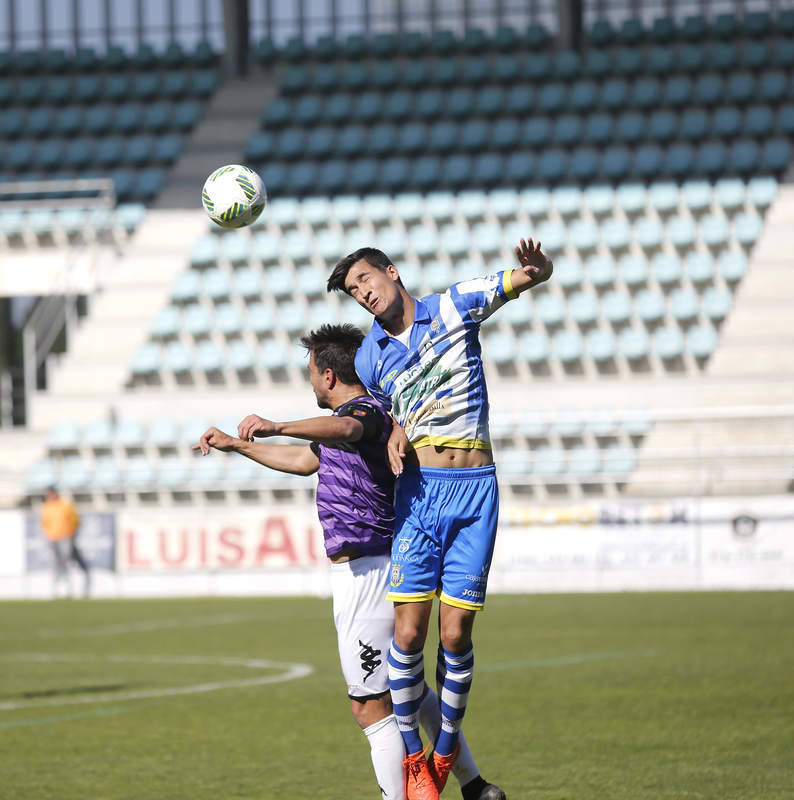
[195, 324, 504, 800]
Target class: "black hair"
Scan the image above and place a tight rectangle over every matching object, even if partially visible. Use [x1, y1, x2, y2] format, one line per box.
[299, 324, 364, 386]
[326, 247, 397, 294]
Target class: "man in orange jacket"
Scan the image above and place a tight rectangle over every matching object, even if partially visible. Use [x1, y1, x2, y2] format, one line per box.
[40, 487, 90, 598]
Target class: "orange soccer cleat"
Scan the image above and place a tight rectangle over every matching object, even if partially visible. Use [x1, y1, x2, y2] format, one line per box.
[428, 743, 461, 794]
[404, 746, 440, 800]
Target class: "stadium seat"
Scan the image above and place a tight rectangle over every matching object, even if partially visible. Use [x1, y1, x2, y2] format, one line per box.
[535, 293, 566, 327]
[714, 178, 746, 214]
[602, 447, 637, 476]
[667, 216, 697, 251]
[553, 256, 584, 292]
[747, 176, 777, 210]
[685, 252, 715, 285]
[619, 327, 650, 361]
[584, 184, 614, 217]
[568, 292, 599, 326]
[718, 250, 748, 284]
[682, 181, 712, 214]
[150, 306, 181, 340]
[553, 330, 584, 365]
[733, 212, 763, 248]
[648, 182, 679, 216]
[669, 288, 700, 323]
[602, 289, 633, 325]
[687, 324, 718, 359]
[653, 326, 684, 360]
[635, 289, 666, 325]
[653, 253, 683, 286]
[83, 419, 114, 450]
[601, 219, 631, 253]
[700, 215, 730, 249]
[702, 286, 733, 321]
[761, 139, 793, 173]
[634, 217, 664, 252]
[586, 329, 618, 363]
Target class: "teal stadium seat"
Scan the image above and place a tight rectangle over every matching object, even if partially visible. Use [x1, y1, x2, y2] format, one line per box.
[635, 289, 666, 324]
[747, 177, 777, 210]
[602, 290, 633, 325]
[670, 288, 700, 323]
[702, 286, 733, 321]
[686, 325, 718, 359]
[619, 327, 650, 361]
[653, 253, 683, 286]
[654, 327, 684, 360]
[685, 252, 715, 285]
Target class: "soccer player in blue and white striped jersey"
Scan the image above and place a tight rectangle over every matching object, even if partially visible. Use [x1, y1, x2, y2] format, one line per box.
[328, 238, 552, 800]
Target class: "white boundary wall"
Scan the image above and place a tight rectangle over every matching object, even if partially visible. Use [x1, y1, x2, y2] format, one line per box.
[1, 497, 792, 599]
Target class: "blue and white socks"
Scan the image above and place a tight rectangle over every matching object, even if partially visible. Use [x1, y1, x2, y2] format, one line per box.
[434, 643, 474, 757]
[388, 641, 426, 755]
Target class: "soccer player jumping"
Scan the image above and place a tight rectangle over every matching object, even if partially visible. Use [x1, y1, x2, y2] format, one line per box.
[195, 324, 505, 800]
[328, 239, 553, 799]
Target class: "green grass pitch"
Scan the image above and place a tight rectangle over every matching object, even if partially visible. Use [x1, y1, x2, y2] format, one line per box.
[1, 592, 792, 799]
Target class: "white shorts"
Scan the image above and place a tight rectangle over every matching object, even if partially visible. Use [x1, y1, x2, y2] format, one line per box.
[330, 553, 395, 700]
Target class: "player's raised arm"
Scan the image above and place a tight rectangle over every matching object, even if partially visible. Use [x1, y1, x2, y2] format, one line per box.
[193, 426, 319, 476]
[237, 412, 366, 445]
[510, 237, 554, 294]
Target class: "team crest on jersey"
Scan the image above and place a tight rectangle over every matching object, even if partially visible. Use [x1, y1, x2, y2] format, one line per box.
[430, 317, 441, 334]
[352, 409, 367, 417]
[391, 564, 404, 587]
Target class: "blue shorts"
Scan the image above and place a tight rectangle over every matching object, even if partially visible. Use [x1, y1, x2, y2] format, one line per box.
[386, 465, 499, 611]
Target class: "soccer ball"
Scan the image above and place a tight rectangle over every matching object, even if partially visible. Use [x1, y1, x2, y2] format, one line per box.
[201, 164, 267, 229]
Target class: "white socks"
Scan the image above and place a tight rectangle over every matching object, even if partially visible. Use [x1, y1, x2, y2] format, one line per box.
[418, 687, 480, 787]
[362, 714, 406, 800]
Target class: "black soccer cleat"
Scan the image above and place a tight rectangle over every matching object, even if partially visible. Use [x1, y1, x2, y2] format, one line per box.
[477, 784, 506, 800]
[461, 776, 507, 800]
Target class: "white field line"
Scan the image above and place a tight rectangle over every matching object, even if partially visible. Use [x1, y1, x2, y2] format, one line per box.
[1, 613, 263, 642]
[0, 653, 313, 711]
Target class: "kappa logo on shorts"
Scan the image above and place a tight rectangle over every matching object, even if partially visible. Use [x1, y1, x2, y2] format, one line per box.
[397, 537, 410, 554]
[390, 564, 404, 587]
[358, 640, 382, 682]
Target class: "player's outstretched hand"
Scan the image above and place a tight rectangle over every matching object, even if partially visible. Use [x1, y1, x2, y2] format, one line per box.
[193, 426, 236, 455]
[387, 421, 408, 476]
[237, 413, 277, 441]
[515, 237, 553, 286]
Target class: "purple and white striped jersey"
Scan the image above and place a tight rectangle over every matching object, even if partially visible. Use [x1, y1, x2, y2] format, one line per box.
[310, 395, 395, 559]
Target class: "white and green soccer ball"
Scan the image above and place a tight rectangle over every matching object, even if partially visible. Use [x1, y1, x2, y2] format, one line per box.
[201, 164, 267, 229]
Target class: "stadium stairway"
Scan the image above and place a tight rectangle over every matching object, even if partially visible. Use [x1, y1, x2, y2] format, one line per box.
[0, 209, 207, 506]
[625, 178, 794, 497]
[154, 74, 279, 209]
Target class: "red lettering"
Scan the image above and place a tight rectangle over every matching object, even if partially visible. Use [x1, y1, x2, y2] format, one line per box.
[218, 529, 244, 566]
[199, 529, 208, 567]
[159, 530, 188, 566]
[125, 531, 151, 568]
[307, 525, 320, 563]
[255, 517, 298, 565]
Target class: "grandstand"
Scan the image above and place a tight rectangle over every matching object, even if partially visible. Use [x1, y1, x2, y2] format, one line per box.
[1, 0, 793, 518]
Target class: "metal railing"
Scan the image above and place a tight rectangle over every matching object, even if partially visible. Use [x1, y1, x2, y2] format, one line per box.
[0, 178, 115, 211]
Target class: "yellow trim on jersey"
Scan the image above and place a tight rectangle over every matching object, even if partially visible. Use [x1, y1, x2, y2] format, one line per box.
[410, 435, 492, 451]
[439, 591, 484, 611]
[386, 589, 437, 603]
[503, 270, 518, 300]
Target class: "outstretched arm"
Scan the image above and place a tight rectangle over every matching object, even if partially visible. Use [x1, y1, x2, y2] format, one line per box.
[193, 426, 319, 476]
[510, 237, 554, 295]
[237, 413, 365, 445]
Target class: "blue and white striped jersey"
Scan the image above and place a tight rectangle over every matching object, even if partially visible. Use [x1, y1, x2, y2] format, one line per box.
[354, 270, 518, 451]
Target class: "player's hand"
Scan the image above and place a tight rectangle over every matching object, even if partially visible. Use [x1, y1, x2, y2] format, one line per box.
[515, 237, 553, 286]
[193, 427, 236, 455]
[387, 422, 408, 476]
[237, 414, 277, 441]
